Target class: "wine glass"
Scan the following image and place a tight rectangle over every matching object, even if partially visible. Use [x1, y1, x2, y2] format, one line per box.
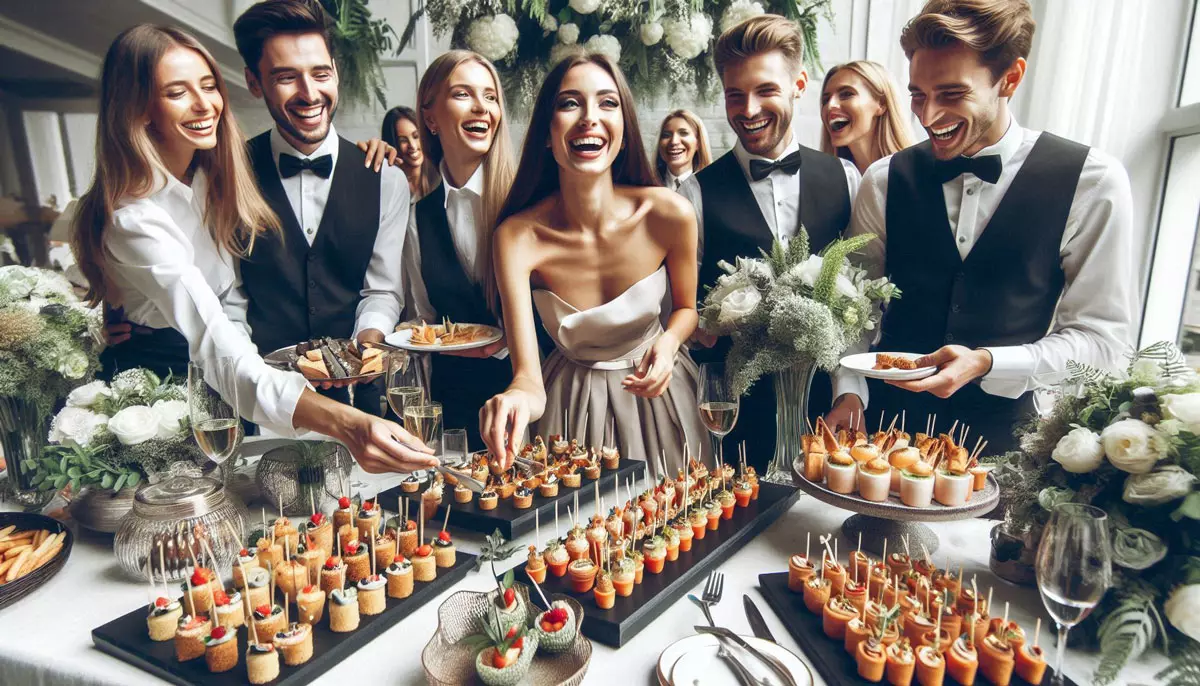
[404, 401, 444, 456]
[698, 363, 739, 475]
[385, 352, 427, 422]
[1035, 503, 1112, 685]
[188, 359, 243, 464]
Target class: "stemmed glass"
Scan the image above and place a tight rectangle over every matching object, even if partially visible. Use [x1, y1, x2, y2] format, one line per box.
[404, 401, 444, 456]
[188, 359, 243, 465]
[385, 351, 427, 423]
[1035, 503, 1112, 685]
[698, 363, 739, 473]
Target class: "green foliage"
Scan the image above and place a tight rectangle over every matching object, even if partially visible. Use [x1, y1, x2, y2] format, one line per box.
[27, 444, 143, 494]
[1094, 582, 1164, 685]
[1156, 638, 1200, 686]
[474, 528, 523, 571]
[812, 234, 873, 306]
[320, 0, 398, 110]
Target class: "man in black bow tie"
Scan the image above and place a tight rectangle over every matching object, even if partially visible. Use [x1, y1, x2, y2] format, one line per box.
[229, 0, 408, 413]
[680, 15, 861, 472]
[834, 0, 1135, 452]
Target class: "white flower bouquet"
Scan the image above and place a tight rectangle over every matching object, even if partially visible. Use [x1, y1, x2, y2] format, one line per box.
[699, 229, 898, 396]
[989, 342, 1200, 685]
[0, 265, 102, 417]
[22, 369, 204, 494]
[400, 0, 833, 112]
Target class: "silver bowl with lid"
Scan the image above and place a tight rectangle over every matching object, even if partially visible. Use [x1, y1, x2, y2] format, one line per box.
[114, 463, 249, 582]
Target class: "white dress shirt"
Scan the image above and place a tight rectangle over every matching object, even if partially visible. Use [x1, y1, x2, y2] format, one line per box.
[664, 169, 693, 192]
[839, 117, 1137, 405]
[105, 171, 307, 435]
[266, 126, 411, 337]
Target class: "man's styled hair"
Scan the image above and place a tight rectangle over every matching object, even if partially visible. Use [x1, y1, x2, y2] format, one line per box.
[713, 15, 805, 78]
[233, 0, 333, 75]
[899, 0, 1035, 80]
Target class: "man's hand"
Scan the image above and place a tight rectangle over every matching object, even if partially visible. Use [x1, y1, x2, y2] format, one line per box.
[342, 414, 438, 474]
[887, 345, 992, 398]
[355, 139, 399, 171]
[444, 336, 507, 359]
[824, 393, 865, 432]
[356, 329, 386, 347]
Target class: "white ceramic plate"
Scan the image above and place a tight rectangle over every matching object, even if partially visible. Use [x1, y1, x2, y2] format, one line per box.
[839, 352, 937, 381]
[384, 325, 503, 353]
[658, 634, 813, 686]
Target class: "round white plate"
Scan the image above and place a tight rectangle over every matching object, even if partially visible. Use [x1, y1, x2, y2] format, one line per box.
[658, 634, 813, 686]
[839, 352, 937, 381]
[384, 325, 503, 353]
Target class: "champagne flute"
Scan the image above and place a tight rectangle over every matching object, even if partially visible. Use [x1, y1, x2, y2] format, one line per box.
[385, 352, 426, 422]
[188, 359, 243, 464]
[404, 402, 444, 455]
[698, 363, 739, 472]
[1035, 503, 1112, 685]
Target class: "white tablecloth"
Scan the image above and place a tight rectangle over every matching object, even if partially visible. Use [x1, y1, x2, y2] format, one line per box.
[0, 447, 1167, 686]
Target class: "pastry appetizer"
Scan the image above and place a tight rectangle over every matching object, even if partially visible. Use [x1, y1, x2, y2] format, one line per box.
[373, 529, 396, 572]
[803, 576, 832, 614]
[397, 518, 419, 557]
[823, 595, 858, 639]
[671, 516, 695, 553]
[543, 540, 570, 577]
[857, 637, 887, 682]
[297, 538, 325, 585]
[275, 558, 307, 601]
[357, 573, 387, 615]
[232, 549, 260, 589]
[886, 640, 915, 686]
[512, 485, 533, 509]
[422, 483, 443, 521]
[412, 543, 437, 582]
[296, 584, 326, 625]
[946, 633, 978, 685]
[333, 495, 356, 530]
[203, 625, 238, 673]
[256, 538, 283, 571]
[826, 450, 858, 494]
[914, 645, 945, 686]
[386, 555, 414, 599]
[148, 596, 183, 642]
[539, 472, 560, 498]
[246, 643, 280, 684]
[319, 556, 346, 596]
[525, 545, 547, 583]
[612, 558, 636, 597]
[899, 462, 935, 508]
[433, 530, 456, 568]
[594, 570, 616, 609]
[355, 499, 382, 540]
[600, 445, 620, 470]
[453, 483, 474, 504]
[274, 622, 314, 666]
[933, 467, 972, 507]
[846, 615, 871, 656]
[977, 633, 1016, 686]
[478, 489, 499, 511]
[342, 539, 371, 583]
[273, 516, 300, 554]
[400, 473, 423, 493]
[175, 614, 212, 661]
[1014, 622, 1046, 685]
[567, 558, 598, 593]
[328, 587, 360, 633]
[243, 566, 272, 609]
[182, 568, 217, 616]
[252, 604, 286, 643]
[889, 447, 921, 493]
[212, 589, 245, 629]
[859, 457, 892, 502]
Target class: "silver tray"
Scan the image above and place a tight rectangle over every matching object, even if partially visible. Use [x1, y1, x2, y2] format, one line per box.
[422, 585, 591, 686]
[264, 339, 388, 383]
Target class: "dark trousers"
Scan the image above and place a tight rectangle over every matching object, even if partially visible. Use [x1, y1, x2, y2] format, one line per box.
[426, 353, 512, 455]
[99, 327, 190, 382]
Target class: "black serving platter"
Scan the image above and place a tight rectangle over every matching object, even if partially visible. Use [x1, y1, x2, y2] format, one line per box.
[92, 551, 477, 686]
[0, 512, 73, 611]
[756, 572, 1077, 686]
[522, 482, 800, 647]
[379, 459, 644, 539]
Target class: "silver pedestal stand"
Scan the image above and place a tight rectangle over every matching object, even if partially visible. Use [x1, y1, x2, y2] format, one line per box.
[790, 456, 1000, 555]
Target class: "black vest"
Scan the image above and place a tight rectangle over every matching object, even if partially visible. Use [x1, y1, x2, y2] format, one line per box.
[870, 132, 1090, 452]
[695, 148, 851, 292]
[241, 133, 382, 355]
[693, 146, 853, 471]
[412, 182, 511, 452]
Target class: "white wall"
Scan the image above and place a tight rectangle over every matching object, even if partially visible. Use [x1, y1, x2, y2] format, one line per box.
[22, 111, 70, 208]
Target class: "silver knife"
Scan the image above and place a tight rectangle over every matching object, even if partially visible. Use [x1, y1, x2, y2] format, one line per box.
[744, 594, 777, 644]
[695, 626, 797, 686]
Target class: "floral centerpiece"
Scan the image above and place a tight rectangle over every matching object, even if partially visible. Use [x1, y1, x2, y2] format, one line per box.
[988, 342, 1200, 685]
[700, 230, 898, 482]
[26, 368, 203, 497]
[401, 0, 833, 110]
[0, 265, 102, 503]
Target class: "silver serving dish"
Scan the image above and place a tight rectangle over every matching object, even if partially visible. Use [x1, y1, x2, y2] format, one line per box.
[255, 440, 353, 516]
[113, 464, 248, 582]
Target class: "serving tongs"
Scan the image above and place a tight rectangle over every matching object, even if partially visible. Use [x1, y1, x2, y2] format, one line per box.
[435, 465, 486, 493]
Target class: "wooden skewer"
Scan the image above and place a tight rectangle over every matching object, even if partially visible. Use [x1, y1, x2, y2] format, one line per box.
[900, 410, 906, 435]
[804, 532, 810, 561]
[441, 502, 452, 536]
[1033, 617, 1041, 649]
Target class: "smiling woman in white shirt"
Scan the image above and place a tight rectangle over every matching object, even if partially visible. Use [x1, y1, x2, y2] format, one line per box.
[70, 24, 437, 473]
[400, 50, 516, 451]
[654, 110, 712, 192]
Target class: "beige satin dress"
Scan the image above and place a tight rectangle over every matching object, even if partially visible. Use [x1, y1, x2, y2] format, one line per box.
[532, 266, 710, 478]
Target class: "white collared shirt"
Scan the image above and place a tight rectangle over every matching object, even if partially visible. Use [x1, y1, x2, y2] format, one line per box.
[841, 116, 1137, 404]
[664, 169, 693, 192]
[105, 170, 307, 435]
[266, 125, 411, 337]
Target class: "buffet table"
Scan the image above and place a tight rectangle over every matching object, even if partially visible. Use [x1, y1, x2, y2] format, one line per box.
[0, 443, 1168, 686]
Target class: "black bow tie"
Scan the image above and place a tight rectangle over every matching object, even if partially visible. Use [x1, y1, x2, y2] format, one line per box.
[279, 153, 333, 179]
[933, 154, 1002, 184]
[748, 150, 803, 182]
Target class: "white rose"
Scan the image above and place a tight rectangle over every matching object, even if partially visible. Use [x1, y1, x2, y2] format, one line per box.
[792, 255, 824, 288]
[48, 407, 110, 448]
[834, 274, 859, 299]
[640, 22, 664, 46]
[465, 14, 519, 62]
[1162, 394, 1200, 430]
[1101, 419, 1168, 474]
[663, 13, 713, 60]
[1122, 465, 1197, 506]
[585, 34, 621, 64]
[1165, 585, 1200, 641]
[719, 0, 766, 34]
[558, 22, 580, 45]
[108, 406, 159, 446]
[718, 286, 761, 325]
[568, 0, 601, 14]
[1051, 427, 1105, 473]
[66, 380, 111, 409]
[151, 399, 190, 440]
[58, 350, 89, 380]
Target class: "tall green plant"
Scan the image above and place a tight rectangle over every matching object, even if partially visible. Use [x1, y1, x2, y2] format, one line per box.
[320, 0, 398, 110]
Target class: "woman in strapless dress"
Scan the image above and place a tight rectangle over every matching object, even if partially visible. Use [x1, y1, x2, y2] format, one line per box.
[479, 53, 708, 477]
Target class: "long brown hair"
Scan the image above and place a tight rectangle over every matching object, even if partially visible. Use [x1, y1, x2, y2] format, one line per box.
[655, 109, 713, 183]
[381, 105, 430, 197]
[72, 24, 278, 306]
[819, 61, 915, 167]
[416, 50, 517, 308]
[498, 53, 656, 226]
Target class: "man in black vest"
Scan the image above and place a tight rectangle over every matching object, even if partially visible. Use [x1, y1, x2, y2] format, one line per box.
[231, 0, 408, 414]
[681, 15, 862, 472]
[841, 0, 1135, 453]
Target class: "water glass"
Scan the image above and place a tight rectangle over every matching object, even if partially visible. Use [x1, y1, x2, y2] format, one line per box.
[442, 429, 468, 466]
[188, 359, 243, 464]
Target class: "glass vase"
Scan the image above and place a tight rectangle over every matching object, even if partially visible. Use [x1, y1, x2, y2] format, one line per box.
[761, 362, 816, 485]
[0, 395, 53, 507]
